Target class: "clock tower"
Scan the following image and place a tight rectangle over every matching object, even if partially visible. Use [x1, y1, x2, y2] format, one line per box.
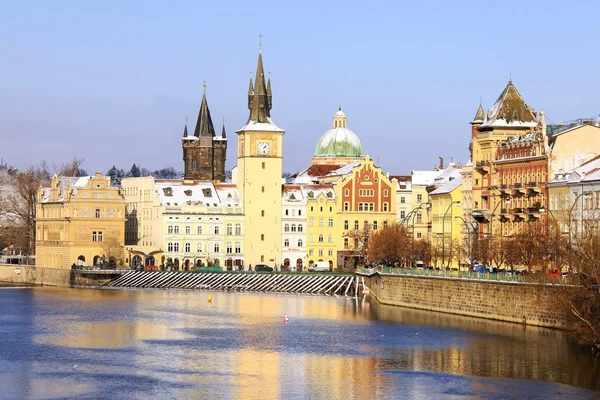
[236, 49, 284, 267]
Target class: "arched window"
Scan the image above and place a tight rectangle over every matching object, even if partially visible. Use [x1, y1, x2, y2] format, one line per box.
[185, 243, 191, 252]
[291, 224, 297, 232]
[318, 234, 324, 242]
[185, 225, 191, 235]
[226, 223, 233, 235]
[168, 242, 174, 251]
[197, 242, 203, 252]
[297, 224, 303, 232]
[235, 223, 242, 235]
[213, 242, 220, 253]
[328, 234, 333, 242]
[298, 239, 303, 247]
[344, 238, 349, 248]
[384, 189, 389, 197]
[214, 226, 220, 235]
[173, 242, 180, 252]
[226, 241, 233, 253]
[284, 224, 290, 232]
[174, 225, 180, 234]
[197, 226, 203, 235]
[284, 239, 290, 247]
[235, 241, 241, 254]
[168, 225, 174, 234]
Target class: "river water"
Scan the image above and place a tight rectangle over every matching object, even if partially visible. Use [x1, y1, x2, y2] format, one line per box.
[0, 287, 599, 400]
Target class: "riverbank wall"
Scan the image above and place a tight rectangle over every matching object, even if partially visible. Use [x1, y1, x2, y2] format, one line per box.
[358, 271, 567, 329]
[0, 264, 72, 287]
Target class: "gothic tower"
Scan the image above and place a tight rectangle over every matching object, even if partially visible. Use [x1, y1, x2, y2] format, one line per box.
[236, 49, 284, 266]
[182, 85, 227, 181]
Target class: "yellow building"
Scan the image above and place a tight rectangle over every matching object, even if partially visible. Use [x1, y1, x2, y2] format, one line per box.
[35, 173, 125, 268]
[305, 185, 337, 269]
[548, 122, 600, 178]
[430, 174, 463, 269]
[235, 51, 284, 267]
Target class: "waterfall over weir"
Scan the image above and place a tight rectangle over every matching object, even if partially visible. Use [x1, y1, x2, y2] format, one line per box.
[102, 271, 366, 296]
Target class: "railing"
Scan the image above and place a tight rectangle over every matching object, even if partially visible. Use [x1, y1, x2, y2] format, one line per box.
[357, 266, 569, 284]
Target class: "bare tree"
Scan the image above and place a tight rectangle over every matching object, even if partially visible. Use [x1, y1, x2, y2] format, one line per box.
[414, 239, 432, 267]
[346, 224, 373, 266]
[102, 236, 123, 268]
[366, 222, 410, 265]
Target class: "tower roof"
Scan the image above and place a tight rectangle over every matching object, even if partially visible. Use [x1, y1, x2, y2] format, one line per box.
[183, 117, 188, 138]
[193, 85, 216, 138]
[247, 52, 272, 123]
[471, 102, 485, 124]
[221, 118, 227, 139]
[480, 80, 537, 128]
[314, 107, 364, 158]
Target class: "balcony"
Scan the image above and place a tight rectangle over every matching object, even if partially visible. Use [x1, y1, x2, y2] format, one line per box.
[473, 209, 490, 223]
[475, 161, 491, 173]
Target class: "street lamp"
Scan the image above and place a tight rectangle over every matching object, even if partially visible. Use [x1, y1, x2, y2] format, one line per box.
[567, 192, 591, 272]
[410, 203, 431, 266]
[455, 216, 478, 270]
[441, 201, 461, 269]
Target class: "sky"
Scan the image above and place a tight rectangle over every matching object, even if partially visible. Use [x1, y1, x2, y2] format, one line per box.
[1, 0, 599, 176]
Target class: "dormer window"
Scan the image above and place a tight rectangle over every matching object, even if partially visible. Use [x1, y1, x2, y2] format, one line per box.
[184, 190, 192, 196]
[163, 187, 173, 196]
[202, 188, 212, 197]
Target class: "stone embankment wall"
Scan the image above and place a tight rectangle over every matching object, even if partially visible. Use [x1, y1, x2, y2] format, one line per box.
[0, 264, 72, 287]
[359, 272, 566, 329]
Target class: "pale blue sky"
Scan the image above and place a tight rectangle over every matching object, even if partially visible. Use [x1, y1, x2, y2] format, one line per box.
[1, 0, 599, 175]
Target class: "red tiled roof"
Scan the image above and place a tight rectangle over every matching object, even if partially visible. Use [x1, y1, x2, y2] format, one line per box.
[390, 175, 411, 182]
[304, 184, 334, 189]
[282, 184, 301, 192]
[303, 164, 340, 177]
[215, 183, 236, 188]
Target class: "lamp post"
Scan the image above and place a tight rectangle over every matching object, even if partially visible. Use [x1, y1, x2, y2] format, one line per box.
[441, 201, 461, 269]
[487, 198, 510, 268]
[455, 216, 477, 270]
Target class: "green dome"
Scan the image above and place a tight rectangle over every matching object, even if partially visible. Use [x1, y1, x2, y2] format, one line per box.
[314, 108, 364, 158]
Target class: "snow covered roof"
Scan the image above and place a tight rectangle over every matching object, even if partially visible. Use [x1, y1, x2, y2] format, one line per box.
[237, 118, 284, 133]
[282, 185, 305, 202]
[39, 176, 92, 203]
[302, 184, 336, 200]
[431, 175, 463, 195]
[324, 161, 361, 177]
[314, 127, 363, 158]
[412, 170, 441, 186]
[155, 180, 240, 207]
[479, 80, 537, 129]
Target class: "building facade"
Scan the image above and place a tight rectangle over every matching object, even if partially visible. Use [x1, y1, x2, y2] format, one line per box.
[36, 173, 126, 269]
[281, 185, 307, 271]
[430, 175, 463, 269]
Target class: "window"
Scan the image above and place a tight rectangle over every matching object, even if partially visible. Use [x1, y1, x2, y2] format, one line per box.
[344, 202, 349, 211]
[417, 194, 423, 202]
[318, 234, 324, 242]
[328, 218, 334, 227]
[262, 162, 265, 169]
[401, 196, 405, 203]
[185, 225, 191, 235]
[298, 210, 302, 216]
[284, 239, 290, 247]
[285, 224, 290, 232]
[168, 225, 174, 234]
[369, 203, 374, 211]
[235, 241, 241, 254]
[416, 213, 422, 223]
[298, 239, 303, 247]
[235, 223, 242, 235]
[354, 239, 359, 248]
[344, 238, 349, 248]
[383, 221, 388, 228]
[310, 206, 314, 211]
[373, 221, 378, 230]
[319, 218, 324, 227]
[345, 189, 349, 196]
[416, 232, 422, 238]
[95, 208, 101, 218]
[192, 161, 196, 170]
[400, 210, 406, 219]
[92, 231, 103, 242]
[197, 226, 203, 235]
[344, 220, 349, 229]
[285, 209, 289, 216]
[383, 189, 389, 197]
[174, 242, 180, 252]
[185, 242, 191, 252]
[291, 224, 297, 232]
[354, 220, 359, 230]
[225, 223, 232, 235]
[213, 242, 220, 252]
[309, 250, 314, 256]
[318, 250, 323, 256]
[197, 242, 203, 252]
[309, 218, 314, 227]
[358, 203, 363, 211]
[226, 242, 233, 253]
[309, 234, 314, 242]
[261, 210, 265, 217]
[214, 226, 220, 235]
[297, 224, 303, 232]
[328, 250, 333, 256]
[168, 242, 174, 252]
[383, 203, 389, 212]
[261, 234, 265, 241]
[262, 186, 265, 193]
[174, 226, 180, 234]
[328, 234, 333, 243]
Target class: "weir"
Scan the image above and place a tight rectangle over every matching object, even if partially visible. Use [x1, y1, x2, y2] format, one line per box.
[101, 271, 365, 296]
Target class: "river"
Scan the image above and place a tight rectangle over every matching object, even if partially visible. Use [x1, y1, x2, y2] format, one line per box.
[0, 287, 599, 399]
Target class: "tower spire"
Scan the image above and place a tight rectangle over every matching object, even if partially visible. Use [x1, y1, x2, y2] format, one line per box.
[183, 116, 188, 138]
[247, 49, 272, 123]
[194, 83, 216, 138]
[221, 117, 227, 139]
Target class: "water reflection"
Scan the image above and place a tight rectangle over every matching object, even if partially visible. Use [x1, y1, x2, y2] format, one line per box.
[0, 288, 598, 399]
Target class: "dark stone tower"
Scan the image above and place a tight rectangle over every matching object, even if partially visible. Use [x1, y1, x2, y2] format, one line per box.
[182, 84, 227, 181]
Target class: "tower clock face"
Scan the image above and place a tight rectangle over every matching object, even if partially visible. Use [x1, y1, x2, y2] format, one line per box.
[257, 141, 270, 155]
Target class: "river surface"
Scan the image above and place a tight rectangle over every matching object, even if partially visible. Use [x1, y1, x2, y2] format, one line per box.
[0, 287, 599, 400]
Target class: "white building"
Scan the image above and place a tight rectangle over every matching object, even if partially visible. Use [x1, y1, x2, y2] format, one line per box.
[281, 185, 307, 271]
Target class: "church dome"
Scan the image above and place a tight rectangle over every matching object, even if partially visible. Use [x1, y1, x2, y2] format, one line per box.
[314, 107, 364, 158]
